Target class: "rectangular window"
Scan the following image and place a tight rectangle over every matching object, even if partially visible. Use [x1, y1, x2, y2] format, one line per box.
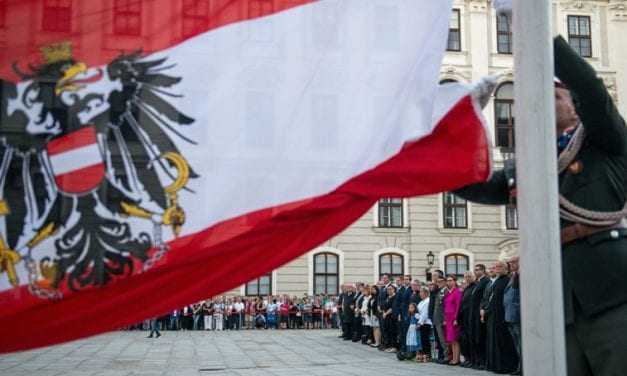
[447, 9, 461, 51]
[246, 273, 272, 296]
[378, 198, 403, 228]
[114, 0, 142, 36]
[497, 13, 512, 54]
[568, 15, 592, 57]
[443, 193, 467, 229]
[506, 205, 518, 230]
[314, 253, 339, 295]
[495, 100, 515, 149]
[42, 0, 72, 33]
[182, 0, 209, 38]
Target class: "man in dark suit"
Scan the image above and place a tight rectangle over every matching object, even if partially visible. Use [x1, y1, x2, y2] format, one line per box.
[337, 285, 345, 338]
[341, 285, 355, 340]
[395, 275, 412, 353]
[352, 283, 364, 342]
[378, 274, 392, 349]
[469, 264, 489, 370]
[454, 36, 627, 375]
[427, 269, 445, 361]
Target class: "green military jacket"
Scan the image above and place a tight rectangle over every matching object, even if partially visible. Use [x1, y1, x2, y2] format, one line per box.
[454, 37, 627, 324]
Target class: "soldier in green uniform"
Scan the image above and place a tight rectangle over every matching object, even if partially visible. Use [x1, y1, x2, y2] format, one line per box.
[453, 36, 627, 376]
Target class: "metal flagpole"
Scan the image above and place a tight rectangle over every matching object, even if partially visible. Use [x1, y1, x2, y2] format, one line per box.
[512, 1, 567, 375]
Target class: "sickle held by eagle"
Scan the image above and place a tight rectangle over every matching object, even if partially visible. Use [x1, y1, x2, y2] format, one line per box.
[161, 152, 189, 238]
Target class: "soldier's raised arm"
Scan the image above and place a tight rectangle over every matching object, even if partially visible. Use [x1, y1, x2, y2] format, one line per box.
[554, 36, 627, 154]
[453, 160, 515, 206]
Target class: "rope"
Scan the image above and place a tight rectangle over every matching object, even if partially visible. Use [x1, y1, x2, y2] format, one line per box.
[557, 125, 627, 226]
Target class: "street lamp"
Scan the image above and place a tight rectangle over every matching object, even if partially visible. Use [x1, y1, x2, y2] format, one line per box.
[426, 251, 435, 282]
[427, 251, 435, 267]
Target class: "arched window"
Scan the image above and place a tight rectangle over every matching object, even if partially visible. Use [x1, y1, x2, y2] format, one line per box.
[314, 253, 339, 295]
[445, 254, 469, 279]
[495, 82, 515, 150]
[245, 272, 272, 296]
[379, 253, 404, 280]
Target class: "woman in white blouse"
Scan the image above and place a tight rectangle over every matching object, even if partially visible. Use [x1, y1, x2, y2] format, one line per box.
[417, 286, 433, 362]
[360, 285, 372, 344]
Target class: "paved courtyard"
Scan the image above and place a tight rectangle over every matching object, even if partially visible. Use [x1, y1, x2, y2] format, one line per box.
[0, 330, 489, 376]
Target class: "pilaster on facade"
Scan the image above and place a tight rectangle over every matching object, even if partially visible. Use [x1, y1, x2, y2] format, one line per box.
[467, 0, 489, 14]
[609, 0, 627, 21]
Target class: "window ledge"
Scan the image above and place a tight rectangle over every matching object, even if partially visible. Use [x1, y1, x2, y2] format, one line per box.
[437, 228, 473, 235]
[372, 227, 410, 234]
[502, 229, 519, 236]
[490, 52, 514, 59]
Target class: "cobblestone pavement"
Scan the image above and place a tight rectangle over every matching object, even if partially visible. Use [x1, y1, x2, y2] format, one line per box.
[0, 330, 491, 376]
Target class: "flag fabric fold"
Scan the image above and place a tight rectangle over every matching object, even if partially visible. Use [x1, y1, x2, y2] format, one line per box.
[0, 0, 491, 352]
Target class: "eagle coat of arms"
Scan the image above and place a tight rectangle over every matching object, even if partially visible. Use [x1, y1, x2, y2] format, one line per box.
[0, 42, 197, 298]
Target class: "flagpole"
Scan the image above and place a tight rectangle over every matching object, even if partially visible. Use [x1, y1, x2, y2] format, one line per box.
[512, 1, 567, 375]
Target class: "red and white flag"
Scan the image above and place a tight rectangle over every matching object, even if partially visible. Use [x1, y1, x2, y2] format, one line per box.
[0, 0, 491, 352]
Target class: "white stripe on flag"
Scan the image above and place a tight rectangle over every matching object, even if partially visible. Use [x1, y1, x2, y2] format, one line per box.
[49, 143, 102, 176]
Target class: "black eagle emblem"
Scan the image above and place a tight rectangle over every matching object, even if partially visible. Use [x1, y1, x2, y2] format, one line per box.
[0, 42, 197, 297]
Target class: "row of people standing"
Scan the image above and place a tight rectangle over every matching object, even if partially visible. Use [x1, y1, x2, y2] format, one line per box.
[134, 295, 340, 332]
[337, 277, 434, 363]
[427, 258, 521, 375]
[337, 252, 521, 376]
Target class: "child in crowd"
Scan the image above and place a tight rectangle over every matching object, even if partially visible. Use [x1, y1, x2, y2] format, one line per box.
[405, 303, 422, 361]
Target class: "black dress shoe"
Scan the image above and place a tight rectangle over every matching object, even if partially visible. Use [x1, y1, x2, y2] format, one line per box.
[146, 336, 153, 338]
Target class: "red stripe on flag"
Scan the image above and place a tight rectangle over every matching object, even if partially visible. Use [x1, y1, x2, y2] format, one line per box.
[54, 163, 106, 194]
[0, 0, 318, 82]
[0, 95, 489, 353]
[47, 126, 98, 156]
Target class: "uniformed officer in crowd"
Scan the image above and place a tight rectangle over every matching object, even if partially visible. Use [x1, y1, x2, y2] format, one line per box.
[453, 31, 627, 376]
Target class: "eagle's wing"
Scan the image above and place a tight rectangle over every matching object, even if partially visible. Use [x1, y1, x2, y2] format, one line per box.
[0, 79, 58, 250]
[104, 53, 197, 211]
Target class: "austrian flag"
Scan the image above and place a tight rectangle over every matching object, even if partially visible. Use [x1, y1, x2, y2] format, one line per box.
[0, 0, 491, 352]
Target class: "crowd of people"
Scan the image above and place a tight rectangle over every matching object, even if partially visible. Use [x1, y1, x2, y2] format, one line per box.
[336, 250, 521, 376]
[134, 294, 342, 337]
[135, 253, 522, 376]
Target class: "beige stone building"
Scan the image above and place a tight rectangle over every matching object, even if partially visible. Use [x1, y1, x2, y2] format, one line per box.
[234, 0, 627, 297]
